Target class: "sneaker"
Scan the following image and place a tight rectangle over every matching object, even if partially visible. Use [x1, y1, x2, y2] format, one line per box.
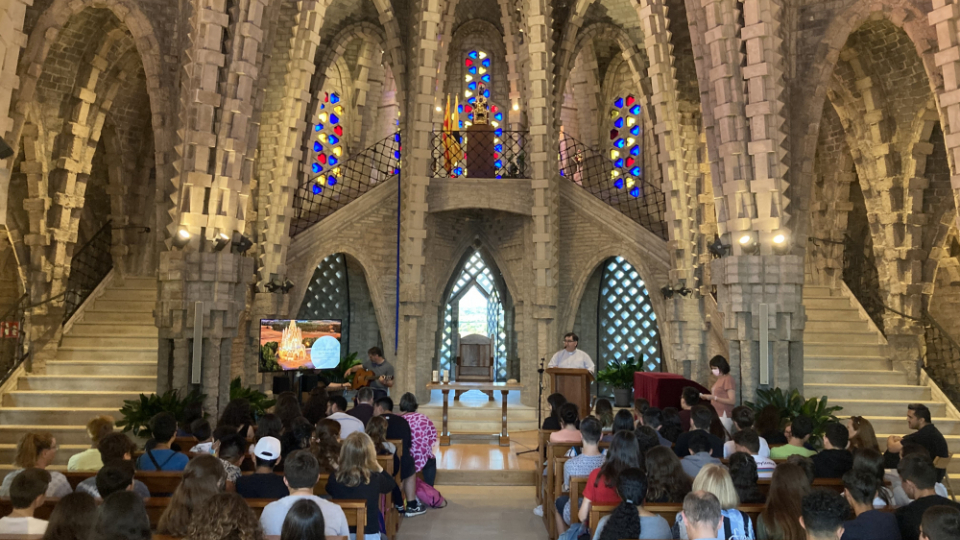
[394, 504, 405, 514]
[405, 501, 427, 517]
[533, 504, 543, 517]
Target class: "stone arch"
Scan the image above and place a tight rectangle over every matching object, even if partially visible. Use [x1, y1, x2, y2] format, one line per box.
[441, 19, 509, 112]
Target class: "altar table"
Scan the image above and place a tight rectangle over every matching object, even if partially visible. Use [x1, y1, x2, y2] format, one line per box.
[634, 372, 709, 408]
[425, 381, 522, 446]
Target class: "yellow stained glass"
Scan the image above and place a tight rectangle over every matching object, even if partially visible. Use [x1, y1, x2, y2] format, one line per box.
[610, 170, 620, 178]
[332, 146, 342, 157]
[465, 75, 473, 82]
[626, 178, 636, 188]
[610, 150, 620, 160]
[494, 138, 500, 143]
[478, 67, 487, 75]
[491, 121, 499, 127]
[464, 121, 473, 128]
[316, 176, 326, 186]
[627, 117, 636, 126]
[465, 90, 473, 97]
[627, 138, 635, 145]
[333, 167, 341, 175]
[610, 109, 619, 119]
[319, 113, 328, 122]
[334, 106, 343, 114]
[478, 51, 487, 59]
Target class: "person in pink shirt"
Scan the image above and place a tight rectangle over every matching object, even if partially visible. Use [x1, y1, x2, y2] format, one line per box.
[550, 403, 582, 444]
[398, 392, 438, 484]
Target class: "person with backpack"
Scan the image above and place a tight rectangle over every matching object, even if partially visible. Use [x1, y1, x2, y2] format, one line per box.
[135, 413, 188, 472]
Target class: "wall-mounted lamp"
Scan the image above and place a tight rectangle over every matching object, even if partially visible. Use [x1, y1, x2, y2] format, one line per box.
[661, 285, 694, 299]
[265, 278, 295, 294]
[172, 228, 191, 249]
[771, 232, 790, 254]
[232, 234, 253, 254]
[213, 232, 231, 252]
[708, 235, 730, 258]
[738, 232, 759, 255]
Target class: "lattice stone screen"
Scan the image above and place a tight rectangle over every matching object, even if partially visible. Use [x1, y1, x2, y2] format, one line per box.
[598, 256, 661, 377]
[297, 253, 350, 355]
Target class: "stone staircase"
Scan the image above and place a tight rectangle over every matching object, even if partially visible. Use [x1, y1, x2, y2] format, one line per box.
[0, 276, 158, 470]
[803, 284, 960, 489]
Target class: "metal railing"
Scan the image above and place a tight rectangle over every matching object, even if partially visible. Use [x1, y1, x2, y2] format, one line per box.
[290, 133, 401, 236]
[63, 220, 113, 323]
[921, 312, 960, 408]
[558, 135, 668, 240]
[0, 294, 28, 388]
[431, 129, 529, 179]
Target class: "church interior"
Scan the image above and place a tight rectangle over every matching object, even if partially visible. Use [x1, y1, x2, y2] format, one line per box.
[1, 0, 960, 538]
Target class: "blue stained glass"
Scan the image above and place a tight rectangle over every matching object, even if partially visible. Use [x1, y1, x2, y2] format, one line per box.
[630, 145, 640, 156]
[630, 167, 641, 176]
[630, 125, 640, 136]
[494, 128, 502, 137]
[330, 93, 340, 104]
[330, 114, 339, 125]
[394, 150, 401, 159]
[313, 142, 322, 152]
[481, 74, 490, 83]
[315, 124, 323, 132]
[560, 170, 565, 177]
[468, 51, 478, 59]
[469, 66, 477, 74]
[467, 97, 476, 104]
[494, 112, 503, 121]
[630, 105, 641, 115]
[630, 186, 640, 197]
[459, 121, 463, 128]
[482, 58, 490, 67]
[312, 184, 322, 194]
[483, 89, 490, 98]
[496, 175, 502, 179]
[468, 81, 477, 90]
[468, 113, 473, 120]
[327, 135, 339, 145]
[495, 160, 503, 168]
[455, 167, 463, 175]
[320, 104, 324, 109]
[614, 138, 625, 149]
[312, 163, 321, 174]
[328, 156, 338, 166]
[394, 133, 401, 143]
[328, 176, 337, 186]
[458, 104, 464, 114]
[614, 117, 624, 128]
[494, 144, 503, 152]
[614, 178, 624, 189]
[615, 158, 624, 168]
[614, 97, 624, 108]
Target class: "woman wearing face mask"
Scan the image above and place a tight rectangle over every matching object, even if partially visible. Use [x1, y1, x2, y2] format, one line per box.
[700, 356, 736, 434]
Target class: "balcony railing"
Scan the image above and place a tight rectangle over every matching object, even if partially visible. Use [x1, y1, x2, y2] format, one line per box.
[63, 220, 113, 324]
[431, 129, 529, 179]
[0, 294, 28, 388]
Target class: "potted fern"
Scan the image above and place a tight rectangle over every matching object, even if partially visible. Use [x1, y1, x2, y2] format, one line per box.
[596, 357, 641, 407]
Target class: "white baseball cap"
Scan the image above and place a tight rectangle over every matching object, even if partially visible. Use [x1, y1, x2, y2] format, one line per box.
[253, 436, 281, 460]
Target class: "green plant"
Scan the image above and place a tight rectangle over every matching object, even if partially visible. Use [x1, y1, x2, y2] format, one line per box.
[744, 387, 842, 448]
[327, 352, 363, 384]
[596, 357, 641, 389]
[116, 388, 206, 439]
[229, 377, 276, 419]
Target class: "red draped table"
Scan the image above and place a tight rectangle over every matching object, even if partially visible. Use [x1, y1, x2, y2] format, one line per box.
[634, 372, 709, 409]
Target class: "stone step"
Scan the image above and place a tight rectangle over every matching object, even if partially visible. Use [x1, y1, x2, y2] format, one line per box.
[56, 348, 156, 361]
[45, 361, 157, 377]
[2, 390, 143, 408]
[805, 342, 885, 356]
[0, 444, 89, 466]
[803, 297, 855, 310]
[60, 335, 157, 349]
[74, 312, 155, 325]
[0, 408, 123, 425]
[802, 286, 835, 297]
[0, 426, 90, 446]
[867, 417, 960, 437]
[804, 383, 931, 402]
[804, 320, 873, 333]
[66, 323, 158, 337]
[89, 300, 154, 313]
[419, 402, 538, 434]
[803, 309, 864, 322]
[804, 369, 905, 385]
[801, 332, 881, 344]
[18, 375, 156, 392]
[113, 277, 157, 289]
[805, 356, 891, 370]
[828, 399, 947, 418]
[98, 289, 156, 302]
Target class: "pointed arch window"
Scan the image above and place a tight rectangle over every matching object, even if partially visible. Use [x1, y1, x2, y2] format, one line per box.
[460, 50, 504, 129]
[598, 257, 660, 375]
[607, 95, 644, 198]
[309, 92, 346, 194]
[298, 254, 350, 354]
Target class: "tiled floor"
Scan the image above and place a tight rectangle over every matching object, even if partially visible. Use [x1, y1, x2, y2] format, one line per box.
[397, 485, 548, 539]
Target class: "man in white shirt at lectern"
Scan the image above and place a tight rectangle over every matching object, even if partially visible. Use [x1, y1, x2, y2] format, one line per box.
[547, 332, 595, 374]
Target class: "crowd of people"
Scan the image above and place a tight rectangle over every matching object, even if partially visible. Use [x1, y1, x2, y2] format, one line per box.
[0, 381, 441, 540]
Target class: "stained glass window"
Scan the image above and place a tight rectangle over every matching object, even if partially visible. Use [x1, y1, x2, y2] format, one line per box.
[461, 50, 503, 130]
[598, 257, 660, 378]
[297, 253, 350, 355]
[309, 92, 345, 194]
[608, 95, 644, 198]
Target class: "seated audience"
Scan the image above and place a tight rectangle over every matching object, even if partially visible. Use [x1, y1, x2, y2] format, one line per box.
[325, 432, 397, 540]
[841, 468, 900, 540]
[813, 422, 854, 478]
[884, 404, 950, 483]
[219, 398, 256, 440]
[846, 416, 880, 453]
[188, 419, 215, 454]
[660, 407, 684, 444]
[274, 392, 303, 432]
[681, 490, 724, 540]
[733, 428, 776, 478]
[95, 463, 136, 499]
[675, 405, 724, 459]
[681, 431, 722, 479]
[93, 491, 151, 540]
[640, 407, 673, 447]
[800, 489, 850, 540]
[756, 405, 788, 445]
[302, 387, 329, 426]
[595, 398, 615, 433]
[850, 448, 893, 507]
[788, 454, 816, 486]
[592, 468, 671, 540]
[42, 491, 97, 540]
[398, 392, 438, 486]
[0, 468, 50, 533]
[237, 436, 288, 499]
[724, 406, 771, 458]
[552, 416, 604, 531]
[259, 450, 349, 536]
[729, 451, 765, 504]
[77, 432, 149, 500]
[281, 416, 315, 460]
[895, 454, 960, 540]
[217, 433, 249, 490]
[326, 395, 365, 439]
[550, 402, 583, 444]
[312, 419, 342, 473]
[886, 444, 950, 506]
[374, 396, 424, 516]
[279, 499, 326, 540]
[157, 454, 227, 537]
[770, 415, 816, 459]
[68, 415, 114, 471]
[185, 492, 265, 540]
[578, 431, 641, 524]
[644, 446, 693, 503]
[1, 432, 72, 499]
[179, 402, 205, 438]
[612, 409, 635, 435]
[347, 387, 377, 426]
[757, 463, 812, 540]
[366, 415, 398, 459]
[633, 398, 650, 426]
[679, 387, 701, 432]
[919, 505, 960, 540]
[634, 426, 661, 467]
[136, 412, 189, 471]
[675, 464, 754, 540]
[257, 413, 284, 442]
[542, 393, 567, 431]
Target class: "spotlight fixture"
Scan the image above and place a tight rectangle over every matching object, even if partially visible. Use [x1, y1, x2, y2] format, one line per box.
[739, 232, 760, 255]
[280, 279, 294, 294]
[213, 232, 231, 252]
[172, 228, 191, 249]
[771, 232, 790, 254]
[708, 235, 730, 258]
[264, 280, 280, 293]
[661, 285, 694, 299]
[264, 277, 295, 294]
[512, 103, 519, 111]
[232, 234, 253, 254]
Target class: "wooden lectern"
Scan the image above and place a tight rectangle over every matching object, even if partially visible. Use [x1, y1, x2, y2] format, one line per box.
[546, 368, 594, 416]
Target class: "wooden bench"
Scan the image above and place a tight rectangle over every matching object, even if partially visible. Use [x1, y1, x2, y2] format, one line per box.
[588, 502, 766, 531]
[535, 429, 557, 505]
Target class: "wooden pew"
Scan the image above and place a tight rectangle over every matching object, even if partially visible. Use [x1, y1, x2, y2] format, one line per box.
[569, 475, 589, 525]
[535, 430, 557, 505]
[588, 502, 766, 531]
[375, 454, 401, 540]
[543, 442, 580, 539]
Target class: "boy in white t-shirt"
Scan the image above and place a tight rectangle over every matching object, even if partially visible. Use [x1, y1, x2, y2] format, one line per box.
[0, 468, 51, 534]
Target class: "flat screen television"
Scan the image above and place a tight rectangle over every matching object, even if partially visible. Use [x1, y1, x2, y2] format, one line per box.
[259, 319, 342, 372]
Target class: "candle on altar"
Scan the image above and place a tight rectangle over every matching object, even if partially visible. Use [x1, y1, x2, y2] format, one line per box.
[432, 370, 439, 383]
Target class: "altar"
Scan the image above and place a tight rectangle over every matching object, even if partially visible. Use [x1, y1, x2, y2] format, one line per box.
[425, 381, 523, 446]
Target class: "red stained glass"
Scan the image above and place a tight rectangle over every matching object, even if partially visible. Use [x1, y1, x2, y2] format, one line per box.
[626, 95, 635, 106]
[465, 59, 473, 66]
[317, 153, 327, 164]
[334, 125, 343, 136]
[491, 105, 498, 113]
[626, 157, 635, 167]
[610, 129, 619, 140]
[464, 104, 473, 113]
[324, 92, 329, 103]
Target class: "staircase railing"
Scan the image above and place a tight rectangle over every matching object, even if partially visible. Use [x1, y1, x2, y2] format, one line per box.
[558, 135, 668, 240]
[0, 293, 29, 388]
[920, 312, 960, 409]
[809, 235, 886, 334]
[290, 133, 401, 236]
[63, 220, 113, 324]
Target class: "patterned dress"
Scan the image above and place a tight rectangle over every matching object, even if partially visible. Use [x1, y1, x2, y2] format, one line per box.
[401, 412, 437, 472]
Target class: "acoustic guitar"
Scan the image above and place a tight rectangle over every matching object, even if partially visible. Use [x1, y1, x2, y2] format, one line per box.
[349, 368, 394, 390]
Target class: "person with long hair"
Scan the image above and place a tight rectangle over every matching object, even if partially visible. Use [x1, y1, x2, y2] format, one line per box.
[644, 446, 692, 503]
[93, 491, 151, 540]
[577, 431, 641, 523]
[256, 413, 284, 441]
[757, 463, 810, 540]
[592, 468, 671, 540]
[279, 499, 326, 540]
[728, 451, 764, 504]
[42, 491, 97, 540]
[310, 419, 341, 472]
[550, 402, 582, 444]
[302, 387, 329, 425]
[755, 405, 787, 445]
[594, 398, 615, 433]
[847, 416, 881, 452]
[0, 432, 72, 498]
[675, 464, 754, 540]
[543, 393, 567, 430]
[157, 454, 226, 537]
[68, 416, 115, 472]
[660, 407, 684, 444]
[366, 415, 395, 456]
[282, 416, 315, 460]
[325, 432, 397, 540]
[219, 399, 256, 440]
[398, 393, 438, 485]
[612, 409, 635, 435]
[185, 492, 265, 540]
[274, 392, 302, 432]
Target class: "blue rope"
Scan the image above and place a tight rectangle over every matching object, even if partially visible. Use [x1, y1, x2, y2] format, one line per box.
[394, 134, 401, 355]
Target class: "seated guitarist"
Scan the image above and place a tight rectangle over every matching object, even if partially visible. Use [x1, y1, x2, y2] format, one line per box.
[342, 346, 394, 400]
